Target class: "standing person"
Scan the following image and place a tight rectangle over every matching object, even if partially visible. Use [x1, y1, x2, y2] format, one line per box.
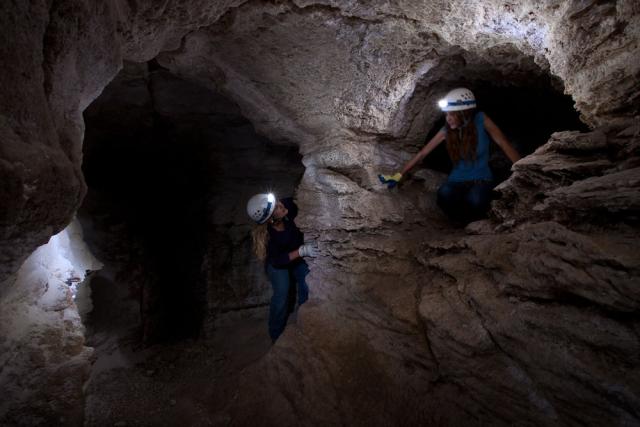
[246, 193, 317, 342]
[379, 87, 521, 223]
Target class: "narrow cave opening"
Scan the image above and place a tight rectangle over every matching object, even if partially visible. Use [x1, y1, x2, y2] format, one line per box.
[78, 61, 304, 345]
[421, 81, 589, 183]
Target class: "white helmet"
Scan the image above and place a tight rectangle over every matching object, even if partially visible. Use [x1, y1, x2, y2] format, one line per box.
[247, 193, 276, 224]
[438, 88, 476, 111]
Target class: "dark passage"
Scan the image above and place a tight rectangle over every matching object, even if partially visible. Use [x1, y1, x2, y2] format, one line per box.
[79, 61, 303, 344]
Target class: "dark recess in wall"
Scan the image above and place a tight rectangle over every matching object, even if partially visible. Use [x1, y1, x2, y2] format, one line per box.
[81, 103, 209, 343]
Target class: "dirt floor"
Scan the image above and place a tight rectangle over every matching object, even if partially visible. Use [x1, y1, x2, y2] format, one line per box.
[82, 286, 276, 427]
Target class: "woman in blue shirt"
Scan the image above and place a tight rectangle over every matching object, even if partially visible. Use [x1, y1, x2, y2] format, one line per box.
[246, 193, 317, 342]
[379, 88, 521, 223]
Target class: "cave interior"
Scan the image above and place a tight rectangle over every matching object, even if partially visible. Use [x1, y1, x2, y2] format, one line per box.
[1, 1, 638, 426]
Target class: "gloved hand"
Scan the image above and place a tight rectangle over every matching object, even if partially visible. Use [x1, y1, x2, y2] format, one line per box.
[378, 172, 403, 188]
[298, 242, 318, 258]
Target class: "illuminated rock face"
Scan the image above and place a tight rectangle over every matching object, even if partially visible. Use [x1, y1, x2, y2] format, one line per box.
[2, 0, 638, 281]
[0, 220, 101, 425]
[0, 0, 639, 425]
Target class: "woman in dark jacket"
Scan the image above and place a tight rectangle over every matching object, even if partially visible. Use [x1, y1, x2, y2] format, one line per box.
[246, 193, 317, 342]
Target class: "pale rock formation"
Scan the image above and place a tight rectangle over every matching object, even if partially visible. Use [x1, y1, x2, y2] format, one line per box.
[0, 219, 101, 425]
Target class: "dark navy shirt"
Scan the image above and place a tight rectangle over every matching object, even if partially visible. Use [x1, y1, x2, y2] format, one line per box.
[266, 197, 304, 269]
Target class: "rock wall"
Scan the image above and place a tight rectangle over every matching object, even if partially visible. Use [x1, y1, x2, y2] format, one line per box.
[1, 0, 639, 425]
[154, 1, 639, 424]
[0, 0, 245, 284]
[0, 220, 101, 425]
[414, 120, 640, 424]
[218, 123, 638, 426]
[2, 0, 637, 298]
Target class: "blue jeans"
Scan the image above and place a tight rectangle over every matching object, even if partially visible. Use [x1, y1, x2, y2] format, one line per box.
[437, 180, 494, 223]
[266, 261, 310, 341]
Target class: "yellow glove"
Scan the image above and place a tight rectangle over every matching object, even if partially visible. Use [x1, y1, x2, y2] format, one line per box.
[378, 172, 403, 188]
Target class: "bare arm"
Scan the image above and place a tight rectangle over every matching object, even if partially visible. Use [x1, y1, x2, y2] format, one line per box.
[484, 114, 521, 163]
[400, 130, 447, 175]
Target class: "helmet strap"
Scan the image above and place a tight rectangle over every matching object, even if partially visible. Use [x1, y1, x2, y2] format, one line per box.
[270, 213, 289, 225]
[270, 216, 282, 224]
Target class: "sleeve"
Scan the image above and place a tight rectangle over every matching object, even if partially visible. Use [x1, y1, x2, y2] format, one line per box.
[281, 197, 298, 221]
[266, 237, 293, 268]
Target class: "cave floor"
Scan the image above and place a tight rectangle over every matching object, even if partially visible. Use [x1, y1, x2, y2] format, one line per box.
[83, 306, 273, 427]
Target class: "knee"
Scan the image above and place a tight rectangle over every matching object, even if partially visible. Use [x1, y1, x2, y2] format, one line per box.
[268, 270, 290, 296]
[466, 190, 491, 212]
[293, 271, 308, 287]
[270, 289, 289, 313]
[467, 199, 486, 214]
[437, 183, 456, 203]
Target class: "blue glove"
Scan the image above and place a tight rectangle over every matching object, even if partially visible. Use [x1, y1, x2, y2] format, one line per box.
[378, 172, 403, 188]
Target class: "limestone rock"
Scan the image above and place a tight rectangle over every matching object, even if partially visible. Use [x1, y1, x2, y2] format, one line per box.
[0, 0, 244, 284]
[3, 0, 639, 285]
[537, 166, 640, 223]
[493, 126, 640, 226]
[1, 0, 640, 425]
[417, 221, 640, 424]
[0, 220, 100, 425]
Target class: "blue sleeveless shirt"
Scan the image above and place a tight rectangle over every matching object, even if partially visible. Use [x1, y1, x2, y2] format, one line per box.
[446, 111, 493, 182]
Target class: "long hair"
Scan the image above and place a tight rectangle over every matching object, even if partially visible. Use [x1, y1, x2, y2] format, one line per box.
[251, 222, 269, 261]
[446, 109, 478, 164]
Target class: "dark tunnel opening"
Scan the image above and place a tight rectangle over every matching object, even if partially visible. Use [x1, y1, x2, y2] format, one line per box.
[421, 82, 590, 183]
[78, 61, 304, 345]
[81, 103, 209, 343]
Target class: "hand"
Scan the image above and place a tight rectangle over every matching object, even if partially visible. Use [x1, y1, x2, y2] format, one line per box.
[298, 243, 318, 258]
[378, 172, 403, 188]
